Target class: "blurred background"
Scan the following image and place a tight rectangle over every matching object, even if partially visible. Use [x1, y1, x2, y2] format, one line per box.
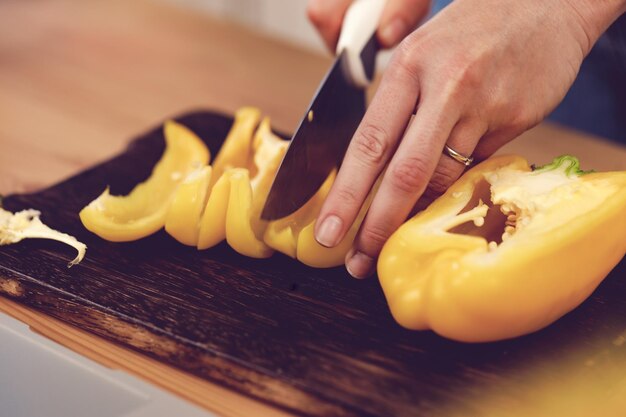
[0, 0, 623, 197]
[165, 0, 326, 52]
[161, 0, 446, 53]
[163, 0, 626, 144]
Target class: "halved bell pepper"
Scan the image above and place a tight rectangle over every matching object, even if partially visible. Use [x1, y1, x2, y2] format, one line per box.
[79, 121, 210, 242]
[377, 155, 626, 342]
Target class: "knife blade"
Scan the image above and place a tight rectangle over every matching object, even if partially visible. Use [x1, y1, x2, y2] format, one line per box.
[261, 0, 385, 220]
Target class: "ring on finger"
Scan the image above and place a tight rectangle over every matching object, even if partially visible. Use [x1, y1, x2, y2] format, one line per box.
[443, 144, 474, 167]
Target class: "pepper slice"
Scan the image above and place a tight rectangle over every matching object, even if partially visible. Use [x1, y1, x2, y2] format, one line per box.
[377, 155, 626, 342]
[263, 172, 378, 268]
[79, 121, 210, 242]
[165, 165, 212, 246]
[263, 172, 335, 260]
[225, 168, 274, 258]
[80, 108, 368, 267]
[193, 109, 263, 250]
[223, 118, 287, 258]
[210, 107, 261, 187]
[194, 116, 288, 257]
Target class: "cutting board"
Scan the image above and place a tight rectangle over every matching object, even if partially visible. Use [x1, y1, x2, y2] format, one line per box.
[1, 111, 625, 417]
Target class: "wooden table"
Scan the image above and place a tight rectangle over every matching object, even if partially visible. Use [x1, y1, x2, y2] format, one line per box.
[1, 1, 625, 416]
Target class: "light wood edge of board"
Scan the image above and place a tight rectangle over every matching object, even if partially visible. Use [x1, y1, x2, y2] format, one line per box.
[0, 296, 294, 417]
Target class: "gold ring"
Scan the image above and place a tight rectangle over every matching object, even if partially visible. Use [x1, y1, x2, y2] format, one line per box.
[443, 144, 473, 167]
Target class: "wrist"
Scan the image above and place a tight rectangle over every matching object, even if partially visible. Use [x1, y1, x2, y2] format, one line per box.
[562, 0, 626, 53]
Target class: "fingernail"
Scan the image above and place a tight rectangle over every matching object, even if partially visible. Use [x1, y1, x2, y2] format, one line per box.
[379, 18, 407, 47]
[346, 249, 375, 279]
[315, 215, 343, 247]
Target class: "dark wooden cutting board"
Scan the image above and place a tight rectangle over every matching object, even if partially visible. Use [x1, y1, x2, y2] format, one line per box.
[1, 111, 625, 417]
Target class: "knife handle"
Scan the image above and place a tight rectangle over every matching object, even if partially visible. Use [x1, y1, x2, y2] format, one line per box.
[336, 0, 385, 88]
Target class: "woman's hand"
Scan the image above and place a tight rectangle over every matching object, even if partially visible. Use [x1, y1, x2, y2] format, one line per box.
[309, 0, 626, 278]
[307, 0, 432, 50]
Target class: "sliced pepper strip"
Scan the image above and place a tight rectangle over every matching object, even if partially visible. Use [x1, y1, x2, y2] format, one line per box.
[165, 165, 212, 246]
[263, 171, 336, 259]
[197, 171, 231, 250]
[225, 168, 274, 258]
[296, 190, 371, 268]
[222, 118, 288, 258]
[210, 107, 260, 187]
[196, 116, 288, 257]
[80, 121, 210, 242]
[80, 108, 368, 268]
[377, 155, 626, 342]
[195, 109, 265, 250]
[263, 172, 379, 268]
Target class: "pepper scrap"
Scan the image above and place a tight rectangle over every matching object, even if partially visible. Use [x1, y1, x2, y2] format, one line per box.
[80, 107, 366, 267]
[1, 206, 86, 267]
[377, 155, 626, 342]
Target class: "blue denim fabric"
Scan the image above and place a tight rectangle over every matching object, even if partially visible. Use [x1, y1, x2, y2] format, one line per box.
[429, 1, 626, 143]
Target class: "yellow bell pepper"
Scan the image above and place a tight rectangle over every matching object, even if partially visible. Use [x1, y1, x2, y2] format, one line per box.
[165, 165, 212, 246]
[80, 107, 366, 267]
[223, 118, 287, 258]
[377, 155, 626, 343]
[79, 121, 210, 242]
[263, 171, 377, 268]
[210, 107, 261, 187]
[171, 114, 288, 258]
[194, 110, 265, 251]
[197, 170, 230, 250]
[225, 168, 274, 258]
[263, 172, 336, 259]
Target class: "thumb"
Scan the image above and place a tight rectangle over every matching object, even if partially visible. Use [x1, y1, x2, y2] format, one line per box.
[378, 0, 431, 47]
[307, 0, 353, 51]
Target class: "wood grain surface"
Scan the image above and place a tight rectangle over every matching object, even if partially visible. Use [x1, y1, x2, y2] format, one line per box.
[1, 111, 626, 417]
[1, 1, 626, 416]
[0, 0, 331, 195]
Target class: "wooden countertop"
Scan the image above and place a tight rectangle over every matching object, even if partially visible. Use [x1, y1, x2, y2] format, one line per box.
[1, 1, 625, 416]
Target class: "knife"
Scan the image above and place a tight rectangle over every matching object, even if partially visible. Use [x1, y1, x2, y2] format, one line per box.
[261, 0, 385, 220]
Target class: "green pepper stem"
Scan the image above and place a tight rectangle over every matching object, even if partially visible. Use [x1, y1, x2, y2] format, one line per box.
[533, 155, 594, 176]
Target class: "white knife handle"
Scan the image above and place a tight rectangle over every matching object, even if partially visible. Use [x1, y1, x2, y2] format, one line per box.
[336, 0, 386, 88]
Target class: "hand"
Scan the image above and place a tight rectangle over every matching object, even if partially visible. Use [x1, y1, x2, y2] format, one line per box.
[307, 0, 432, 50]
[310, 0, 626, 278]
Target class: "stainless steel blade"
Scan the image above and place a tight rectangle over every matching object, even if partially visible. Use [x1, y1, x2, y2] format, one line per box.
[260, 51, 366, 220]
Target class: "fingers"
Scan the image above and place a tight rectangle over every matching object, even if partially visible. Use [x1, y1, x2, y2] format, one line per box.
[308, 0, 432, 51]
[412, 119, 487, 213]
[345, 96, 459, 278]
[471, 125, 526, 162]
[378, 0, 432, 47]
[314, 48, 421, 249]
[307, 0, 353, 51]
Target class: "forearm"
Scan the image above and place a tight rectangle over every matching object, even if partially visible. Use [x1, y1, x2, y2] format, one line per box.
[563, 0, 626, 53]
